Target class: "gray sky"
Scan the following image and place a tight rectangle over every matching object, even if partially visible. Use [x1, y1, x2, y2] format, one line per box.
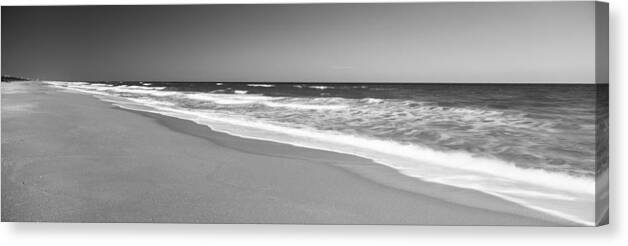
[1, 2, 597, 82]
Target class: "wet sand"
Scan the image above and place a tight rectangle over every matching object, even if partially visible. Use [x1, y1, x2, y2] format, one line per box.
[1, 82, 572, 225]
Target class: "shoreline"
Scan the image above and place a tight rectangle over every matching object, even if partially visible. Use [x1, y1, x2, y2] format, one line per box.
[124, 108, 579, 226]
[2, 82, 576, 225]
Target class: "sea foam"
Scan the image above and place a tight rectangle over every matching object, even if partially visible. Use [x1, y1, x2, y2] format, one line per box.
[109, 101, 595, 225]
[247, 84, 275, 87]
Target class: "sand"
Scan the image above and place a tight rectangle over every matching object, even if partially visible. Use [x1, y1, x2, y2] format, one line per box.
[1, 82, 573, 225]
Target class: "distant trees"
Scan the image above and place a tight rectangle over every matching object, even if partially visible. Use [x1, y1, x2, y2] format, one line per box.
[1, 75, 30, 82]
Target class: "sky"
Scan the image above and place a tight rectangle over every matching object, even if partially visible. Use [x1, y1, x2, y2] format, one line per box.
[1, 2, 599, 83]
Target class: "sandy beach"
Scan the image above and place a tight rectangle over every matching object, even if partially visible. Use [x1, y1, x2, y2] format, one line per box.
[1, 82, 574, 225]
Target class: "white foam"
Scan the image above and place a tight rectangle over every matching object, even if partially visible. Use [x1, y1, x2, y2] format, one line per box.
[184, 93, 347, 110]
[107, 100, 594, 198]
[138, 105, 594, 224]
[126, 97, 177, 107]
[308, 85, 331, 90]
[263, 101, 347, 110]
[98, 87, 179, 97]
[362, 98, 384, 104]
[186, 93, 273, 105]
[247, 84, 275, 87]
[125, 85, 166, 90]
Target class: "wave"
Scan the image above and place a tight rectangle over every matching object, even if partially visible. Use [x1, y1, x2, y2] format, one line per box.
[307, 85, 332, 90]
[123, 85, 166, 90]
[185, 92, 347, 110]
[52, 82, 349, 111]
[52, 82, 177, 97]
[186, 93, 274, 104]
[263, 101, 348, 110]
[108, 103, 593, 225]
[247, 84, 275, 87]
[91, 83, 113, 87]
[99, 87, 179, 97]
[362, 98, 384, 104]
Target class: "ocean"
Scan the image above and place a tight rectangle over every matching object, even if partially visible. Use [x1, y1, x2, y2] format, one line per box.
[45, 81, 607, 225]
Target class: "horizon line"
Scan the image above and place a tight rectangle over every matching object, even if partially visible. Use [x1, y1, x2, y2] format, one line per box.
[32, 80, 604, 84]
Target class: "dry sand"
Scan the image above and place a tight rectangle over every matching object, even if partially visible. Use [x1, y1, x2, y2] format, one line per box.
[1, 82, 573, 225]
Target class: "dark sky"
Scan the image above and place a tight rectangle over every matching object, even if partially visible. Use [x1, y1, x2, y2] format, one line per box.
[2, 2, 596, 82]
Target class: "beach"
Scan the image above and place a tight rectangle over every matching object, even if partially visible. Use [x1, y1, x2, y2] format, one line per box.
[1, 82, 575, 225]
